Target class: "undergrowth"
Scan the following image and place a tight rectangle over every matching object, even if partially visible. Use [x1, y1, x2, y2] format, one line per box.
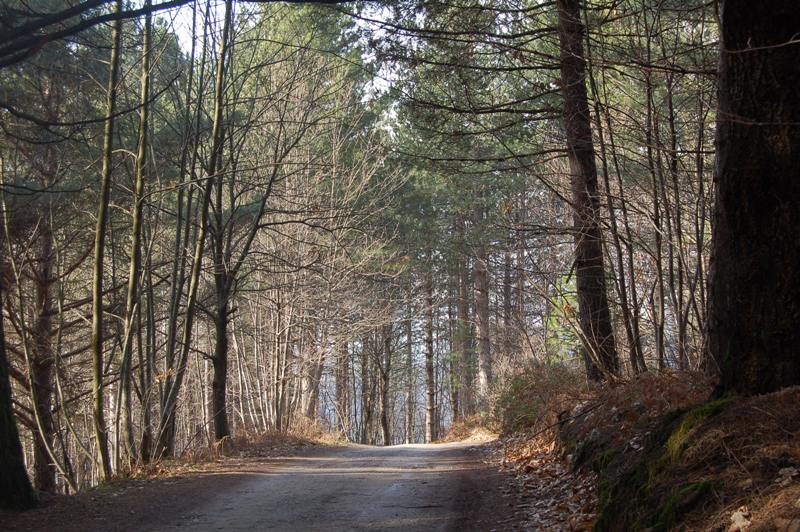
[493, 361, 587, 436]
[123, 417, 338, 480]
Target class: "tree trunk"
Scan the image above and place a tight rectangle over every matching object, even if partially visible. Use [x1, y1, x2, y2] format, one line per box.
[0, 279, 37, 509]
[643, 52, 667, 371]
[360, 336, 374, 444]
[305, 347, 324, 421]
[455, 218, 471, 416]
[424, 271, 436, 443]
[212, 296, 230, 442]
[335, 340, 349, 437]
[120, 0, 151, 466]
[502, 246, 513, 356]
[584, 22, 645, 374]
[90, 0, 123, 481]
[708, 1, 800, 394]
[155, 0, 230, 458]
[473, 251, 491, 408]
[404, 318, 414, 444]
[379, 325, 392, 446]
[556, 0, 618, 380]
[138, 271, 154, 463]
[30, 358, 55, 492]
[31, 226, 56, 492]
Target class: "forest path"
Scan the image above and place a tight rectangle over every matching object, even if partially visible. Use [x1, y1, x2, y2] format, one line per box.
[150, 442, 511, 531]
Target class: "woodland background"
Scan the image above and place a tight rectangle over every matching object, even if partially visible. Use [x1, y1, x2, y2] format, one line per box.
[0, 0, 783, 502]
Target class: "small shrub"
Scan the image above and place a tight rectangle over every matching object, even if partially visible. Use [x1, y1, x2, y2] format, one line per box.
[493, 361, 586, 435]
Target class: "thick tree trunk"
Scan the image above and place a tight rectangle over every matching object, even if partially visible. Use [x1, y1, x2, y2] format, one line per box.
[359, 337, 375, 444]
[708, 1, 800, 394]
[557, 0, 618, 380]
[0, 281, 37, 509]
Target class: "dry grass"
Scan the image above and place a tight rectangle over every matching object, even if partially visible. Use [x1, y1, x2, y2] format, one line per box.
[439, 415, 498, 443]
[678, 387, 800, 531]
[122, 418, 341, 481]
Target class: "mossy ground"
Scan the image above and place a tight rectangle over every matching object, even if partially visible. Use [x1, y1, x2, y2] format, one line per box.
[584, 388, 800, 531]
[501, 371, 800, 531]
[592, 403, 726, 531]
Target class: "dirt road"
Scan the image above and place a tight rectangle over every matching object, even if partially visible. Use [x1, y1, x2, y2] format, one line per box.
[153, 443, 509, 531]
[3, 442, 517, 531]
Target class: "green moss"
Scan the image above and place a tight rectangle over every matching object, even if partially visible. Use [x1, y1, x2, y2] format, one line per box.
[644, 397, 734, 491]
[594, 458, 650, 531]
[664, 398, 733, 463]
[594, 400, 732, 531]
[652, 481, 715, 532]
[592, 448, 616, 474]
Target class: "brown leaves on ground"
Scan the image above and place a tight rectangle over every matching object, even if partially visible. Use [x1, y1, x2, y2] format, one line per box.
[497, 433, 597, 530]
[494, 369, 716, 530]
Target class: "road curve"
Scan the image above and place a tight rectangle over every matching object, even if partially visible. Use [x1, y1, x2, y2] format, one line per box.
[151, 442, 510, 531]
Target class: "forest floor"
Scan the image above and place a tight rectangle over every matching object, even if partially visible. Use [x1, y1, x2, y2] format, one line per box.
[492, 370, 800, 531]
[1, 438, 525, 531]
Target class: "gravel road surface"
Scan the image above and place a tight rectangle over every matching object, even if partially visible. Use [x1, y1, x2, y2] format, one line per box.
[152, 442, 509, 531]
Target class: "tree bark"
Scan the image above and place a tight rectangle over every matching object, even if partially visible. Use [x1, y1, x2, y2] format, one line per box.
[120, 0, 151, 467]
[454, 218, 471, 416]
[90, 0, 123, 481]
[404, 318, 414, 444]
[473, 250, 491, 408]
[583, 20, 645, 374]
[0, 277, 37, 509]
[212, 298, 230, 442]
[155, 0, 229, 458]
[556, 0, 618, 380]
[31, 226, 56, 492]
[708, 1, 800, 394]
[335, 340, 349, 437]
[424, 271, 436, 443]
[379, 325, 392, 446]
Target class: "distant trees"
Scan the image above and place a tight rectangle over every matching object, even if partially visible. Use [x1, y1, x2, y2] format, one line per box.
[362, 0, 714, 408]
